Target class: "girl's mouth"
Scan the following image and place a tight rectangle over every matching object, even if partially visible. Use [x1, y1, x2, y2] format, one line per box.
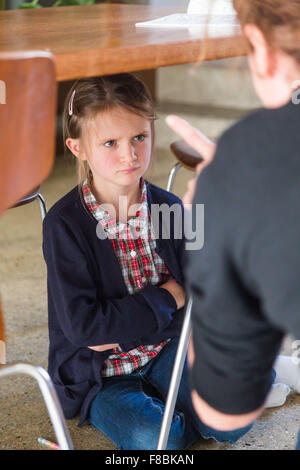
[119, 167, 140, 174]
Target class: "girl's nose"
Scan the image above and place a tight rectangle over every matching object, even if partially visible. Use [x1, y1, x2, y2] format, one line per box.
[120, 143, 137, 164]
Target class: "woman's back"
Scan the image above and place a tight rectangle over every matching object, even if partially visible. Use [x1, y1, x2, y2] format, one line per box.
[187, 97, 300, 415]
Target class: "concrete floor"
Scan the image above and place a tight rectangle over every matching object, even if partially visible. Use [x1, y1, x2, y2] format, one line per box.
[0, 61, 299, 450]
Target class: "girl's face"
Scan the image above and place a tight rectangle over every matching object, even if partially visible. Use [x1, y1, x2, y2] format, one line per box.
[68, 106, 152, 194]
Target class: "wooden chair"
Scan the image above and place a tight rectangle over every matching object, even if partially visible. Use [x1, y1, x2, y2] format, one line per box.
[166, 140, 204, 192]
[0, 297, 5, 366]
[0, 52, 55, 217]
[0, 51, 73, 450]
[158, 138, 214, 449]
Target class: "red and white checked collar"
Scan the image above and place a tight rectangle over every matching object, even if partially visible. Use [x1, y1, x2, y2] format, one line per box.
[82, 177, 149, 238]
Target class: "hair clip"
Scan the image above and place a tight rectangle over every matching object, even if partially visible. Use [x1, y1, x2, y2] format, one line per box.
[68, 89, 76, 116]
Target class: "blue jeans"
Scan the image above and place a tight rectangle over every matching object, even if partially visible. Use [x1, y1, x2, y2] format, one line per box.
[88, 338, 253, 450]
[296, 430, 300, 450]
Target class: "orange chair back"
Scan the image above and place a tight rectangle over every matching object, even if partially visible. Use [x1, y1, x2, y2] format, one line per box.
[0, 298, 5, 364]
[0, 52, 57, 216]
[0, 52, 57, 357]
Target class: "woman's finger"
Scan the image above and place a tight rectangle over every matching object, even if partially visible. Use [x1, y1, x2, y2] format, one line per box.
[165, 114, 216, 162]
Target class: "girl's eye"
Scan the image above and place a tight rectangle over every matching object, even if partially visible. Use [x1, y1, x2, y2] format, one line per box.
[133, 134, 146, 142]
[104, 140, 116, 148]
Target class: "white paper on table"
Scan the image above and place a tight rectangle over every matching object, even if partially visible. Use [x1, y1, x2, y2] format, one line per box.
[135, 0, 239, 33]
[135, 14, 238, 28]
[187, 0, 236, 16]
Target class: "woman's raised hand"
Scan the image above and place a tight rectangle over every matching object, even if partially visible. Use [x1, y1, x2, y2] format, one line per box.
[166, 115, 217, 205]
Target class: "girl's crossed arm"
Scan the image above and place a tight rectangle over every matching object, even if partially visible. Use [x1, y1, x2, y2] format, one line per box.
[87, 277, 185, 351]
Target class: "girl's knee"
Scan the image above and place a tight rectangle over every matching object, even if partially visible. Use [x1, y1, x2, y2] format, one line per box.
[197, 421, 254, 445]
[121, 412, 197, 450]
[124, 423, 161, 450]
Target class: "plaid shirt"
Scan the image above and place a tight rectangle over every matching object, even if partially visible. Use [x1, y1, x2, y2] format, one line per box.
[82, 178, 171, 377]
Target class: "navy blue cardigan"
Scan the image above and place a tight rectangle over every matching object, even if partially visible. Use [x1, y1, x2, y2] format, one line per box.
[42, 181, 186, 426]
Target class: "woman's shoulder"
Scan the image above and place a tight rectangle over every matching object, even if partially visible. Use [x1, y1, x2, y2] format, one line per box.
[211, 99, 300, 177]
[222, 99, 298, 147]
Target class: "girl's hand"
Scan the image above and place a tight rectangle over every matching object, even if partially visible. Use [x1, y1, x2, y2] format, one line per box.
[165, 115, 217, 206]
[160, 278, 186, 310]
[88, 344, 119, 352]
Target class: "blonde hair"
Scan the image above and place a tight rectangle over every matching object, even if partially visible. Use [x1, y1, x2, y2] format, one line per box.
[62, 74, 157, 189]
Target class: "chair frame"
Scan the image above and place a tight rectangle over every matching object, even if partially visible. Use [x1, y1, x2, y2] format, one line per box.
[166, 162, 182, 193]
[157, 140, 203, 449]
[37, 193, 47, 220]
[13, 186, 47, 221]
[0, 51, 72, 450]
[157, 297, 193, 449]
[0, 363, 73, 450]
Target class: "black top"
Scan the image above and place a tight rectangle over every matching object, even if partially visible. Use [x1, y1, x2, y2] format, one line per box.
[42, 180, 186, 425]
[187, 99, 300, 414]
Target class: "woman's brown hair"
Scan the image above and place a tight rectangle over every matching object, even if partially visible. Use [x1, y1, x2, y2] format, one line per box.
[62, 73, 157, 189]
[233, 0, 300, 64]
[195, 0, 300, 66]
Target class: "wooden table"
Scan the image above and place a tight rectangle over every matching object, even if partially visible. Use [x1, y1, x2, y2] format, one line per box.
[0, 4, 246, 82]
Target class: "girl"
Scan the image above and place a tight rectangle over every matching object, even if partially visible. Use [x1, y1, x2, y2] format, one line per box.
[42, 73, 252, 450]
[166, 0, 300, 448]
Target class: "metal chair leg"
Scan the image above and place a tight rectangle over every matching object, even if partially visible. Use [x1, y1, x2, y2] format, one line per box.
[37, 193, 47, 221]
[0, 362, 74, 450]
[157, 297, 193, 450]
[166, 162, 182, 192]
